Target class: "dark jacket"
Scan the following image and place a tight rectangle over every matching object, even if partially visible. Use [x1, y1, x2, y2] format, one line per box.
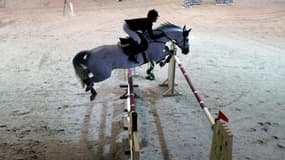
[125, 18, 164, 39]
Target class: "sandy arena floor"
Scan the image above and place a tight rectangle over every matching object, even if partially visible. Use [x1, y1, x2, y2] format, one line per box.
[0, 0, 285, 160]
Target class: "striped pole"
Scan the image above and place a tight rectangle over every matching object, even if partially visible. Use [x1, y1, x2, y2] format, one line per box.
[172, 56, 232, 159]
[127, 68, 139, 159]
[128, 69, 136, 112]
[174, 56, 215, 126]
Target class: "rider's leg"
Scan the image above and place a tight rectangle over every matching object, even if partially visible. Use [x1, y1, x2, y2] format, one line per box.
[123, 22, 141, 44]
[123, 22, 142, 63]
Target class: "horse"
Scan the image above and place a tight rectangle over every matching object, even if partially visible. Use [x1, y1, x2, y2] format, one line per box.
[73, 23, 191, 101]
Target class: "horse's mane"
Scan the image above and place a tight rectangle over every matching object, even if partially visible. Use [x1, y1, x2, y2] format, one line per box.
[155, 22, 181, 31]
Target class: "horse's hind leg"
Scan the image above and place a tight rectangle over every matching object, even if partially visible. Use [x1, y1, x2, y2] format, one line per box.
[83, 79, 93, 92]
[82, 78, 97, 101]
[90, 87, 97, 101]
[84, 71, 110, 101]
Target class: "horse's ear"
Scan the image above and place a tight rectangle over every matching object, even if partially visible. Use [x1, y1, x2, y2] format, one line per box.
[183, 25, 186, 31]
[187, 28, 192, 33]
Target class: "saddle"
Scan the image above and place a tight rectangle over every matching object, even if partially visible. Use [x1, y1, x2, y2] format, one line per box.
[118, 33, 148, 63]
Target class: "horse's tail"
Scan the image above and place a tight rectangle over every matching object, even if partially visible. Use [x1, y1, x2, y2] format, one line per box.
[72, 51, 89, 88]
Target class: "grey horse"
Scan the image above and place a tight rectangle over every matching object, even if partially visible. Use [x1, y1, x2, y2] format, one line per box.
[73, 23, 191, 100]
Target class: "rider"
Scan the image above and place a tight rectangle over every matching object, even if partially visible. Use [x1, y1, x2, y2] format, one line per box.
[123, 9, 165, 62]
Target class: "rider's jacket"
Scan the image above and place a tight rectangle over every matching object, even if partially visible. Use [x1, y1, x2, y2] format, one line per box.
[125, 18, 164, 39]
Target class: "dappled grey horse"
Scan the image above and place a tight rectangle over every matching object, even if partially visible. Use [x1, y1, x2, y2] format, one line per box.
[73, 23, 191, 100]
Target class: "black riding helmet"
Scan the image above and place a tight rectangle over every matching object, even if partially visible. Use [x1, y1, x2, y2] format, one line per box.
[147, 9, 159, 19]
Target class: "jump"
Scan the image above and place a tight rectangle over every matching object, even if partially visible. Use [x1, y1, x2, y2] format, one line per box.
[72, 23, 191, 100]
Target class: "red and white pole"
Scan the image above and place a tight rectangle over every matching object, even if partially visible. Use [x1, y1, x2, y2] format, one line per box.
[174, 56, 217, 126]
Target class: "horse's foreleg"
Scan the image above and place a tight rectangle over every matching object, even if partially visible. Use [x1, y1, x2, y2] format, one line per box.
[146, 61, 155, 80]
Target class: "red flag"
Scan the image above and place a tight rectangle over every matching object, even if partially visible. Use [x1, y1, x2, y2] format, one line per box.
[218, 110, 229, 122]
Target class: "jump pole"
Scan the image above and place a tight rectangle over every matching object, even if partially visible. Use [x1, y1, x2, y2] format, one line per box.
[162, 43, 233, 159]
[160, 42, 181, 96]
[120, 68, 140, 160]
[173, 55, 215, 126]
[63, 0, 75, 16]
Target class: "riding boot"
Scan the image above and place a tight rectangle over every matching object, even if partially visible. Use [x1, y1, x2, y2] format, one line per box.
[128, 41, 141, 63]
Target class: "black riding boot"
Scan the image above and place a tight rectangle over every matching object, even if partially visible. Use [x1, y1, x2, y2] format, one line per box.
[128, 41, 142, 63]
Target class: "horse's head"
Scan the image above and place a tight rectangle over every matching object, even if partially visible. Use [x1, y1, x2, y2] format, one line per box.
[157, 23, 191, 55]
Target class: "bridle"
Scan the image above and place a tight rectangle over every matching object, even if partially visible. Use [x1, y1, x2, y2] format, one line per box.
[153, 29, 188, 52]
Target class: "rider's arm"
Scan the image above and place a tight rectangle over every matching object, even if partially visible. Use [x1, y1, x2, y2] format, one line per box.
[147, 24, 164, 39]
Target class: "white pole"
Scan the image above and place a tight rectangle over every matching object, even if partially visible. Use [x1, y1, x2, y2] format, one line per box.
[69, 2, 75, 16]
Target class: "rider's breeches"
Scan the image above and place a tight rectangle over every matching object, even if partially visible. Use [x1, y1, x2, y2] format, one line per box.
[123, 22, 141, 44]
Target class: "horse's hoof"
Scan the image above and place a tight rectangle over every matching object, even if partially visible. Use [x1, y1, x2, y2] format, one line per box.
[90, 95, 96, 101]
[146, 74, 155, 81]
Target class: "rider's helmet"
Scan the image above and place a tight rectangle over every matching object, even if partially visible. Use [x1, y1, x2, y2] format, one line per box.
[147, 9, 159, 20]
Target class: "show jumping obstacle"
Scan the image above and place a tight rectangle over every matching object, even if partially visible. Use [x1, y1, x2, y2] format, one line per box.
[63, 0, 75, 16]
[120, 68, 140, 160]
[161, 41, 233, 160]
[160, 41, 181, 96]
[183, 0, 233, 7]
[118, 42, 232, 160]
